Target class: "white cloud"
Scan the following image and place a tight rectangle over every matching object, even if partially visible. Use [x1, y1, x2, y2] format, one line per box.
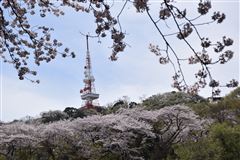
[1, 76, 67, 122]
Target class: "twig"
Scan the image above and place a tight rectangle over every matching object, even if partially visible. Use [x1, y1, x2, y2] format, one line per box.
[117, 0, 128, 32]
[146, 8, 188, 88]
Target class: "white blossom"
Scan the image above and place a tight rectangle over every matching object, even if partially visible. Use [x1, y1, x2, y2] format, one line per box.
[0, 105, 210, 159]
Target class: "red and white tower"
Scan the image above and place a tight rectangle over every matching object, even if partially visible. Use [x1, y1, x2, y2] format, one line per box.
[80, 35, 99, 108]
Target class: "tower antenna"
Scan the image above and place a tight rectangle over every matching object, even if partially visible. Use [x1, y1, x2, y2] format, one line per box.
[80, 35, 99, 108]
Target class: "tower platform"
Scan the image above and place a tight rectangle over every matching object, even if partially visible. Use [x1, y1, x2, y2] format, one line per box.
[81, 93, 99, 100]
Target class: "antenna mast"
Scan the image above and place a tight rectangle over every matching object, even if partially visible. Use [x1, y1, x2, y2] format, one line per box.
[80, 35, 99, 108]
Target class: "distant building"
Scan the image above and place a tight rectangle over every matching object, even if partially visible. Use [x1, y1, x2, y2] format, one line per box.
[207, 97, 223, 103]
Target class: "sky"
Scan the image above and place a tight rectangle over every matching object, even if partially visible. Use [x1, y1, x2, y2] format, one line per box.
[1, 0, 239, 122]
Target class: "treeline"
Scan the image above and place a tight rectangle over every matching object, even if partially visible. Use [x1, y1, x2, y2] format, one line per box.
[0, 88, 239, 160]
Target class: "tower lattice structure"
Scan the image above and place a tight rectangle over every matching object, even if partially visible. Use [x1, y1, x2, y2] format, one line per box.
[80, 35, 99, 108]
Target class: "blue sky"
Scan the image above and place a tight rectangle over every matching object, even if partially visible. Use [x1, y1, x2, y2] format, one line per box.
[1, 0, 239, 121]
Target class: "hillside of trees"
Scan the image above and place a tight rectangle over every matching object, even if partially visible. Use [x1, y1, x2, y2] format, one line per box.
[0, 87, 240, 160]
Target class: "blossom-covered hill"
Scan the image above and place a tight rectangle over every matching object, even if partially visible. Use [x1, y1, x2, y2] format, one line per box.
[0, 88, 240, 160]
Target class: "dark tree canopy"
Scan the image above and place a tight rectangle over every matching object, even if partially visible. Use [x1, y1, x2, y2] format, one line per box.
[0, 0, 238, 96]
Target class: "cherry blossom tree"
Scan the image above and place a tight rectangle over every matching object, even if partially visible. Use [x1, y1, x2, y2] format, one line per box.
[0, 105, 209, 159]
[0, 0, 238, 95]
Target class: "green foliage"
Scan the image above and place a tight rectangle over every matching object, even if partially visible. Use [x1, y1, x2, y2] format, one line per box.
[174, 123, 240, 160]
[0, 156, 5, 160]
[63, 106, 107, 119]
[64, 107, 80, 118]
[80, 108, 98, 117]
[41, 110, 69, 123]
[227, 87, 240, 100]
[105, 100, 129, 114]
[174, 135, 223, 160]
[189, 87, 240, 124]
[99, 152, 122, 160]
[187, 101, 211, 117]
[143, 91, 205, 110]
[210, 123, 240, 159]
